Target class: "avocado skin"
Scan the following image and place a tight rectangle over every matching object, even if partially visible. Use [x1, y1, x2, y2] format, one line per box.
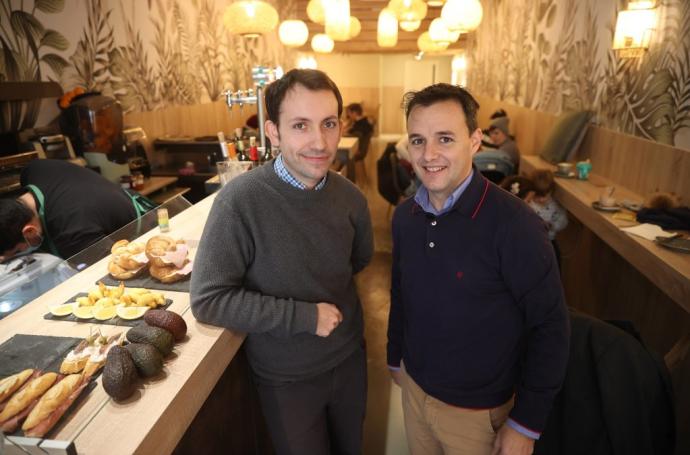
[103, 346, 138, 401]
[126, 325, 174, 356]
[125, 343, 164, 377]
[144, 309, 187, 341]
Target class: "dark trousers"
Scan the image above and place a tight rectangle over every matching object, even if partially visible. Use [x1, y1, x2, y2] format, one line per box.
[254, 344, 367, 455]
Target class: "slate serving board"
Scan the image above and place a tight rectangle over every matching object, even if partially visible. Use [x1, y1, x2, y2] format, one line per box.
[0, 334, 99, 439]
[98, 273, 190, 292]
[43, 294, 173, 327]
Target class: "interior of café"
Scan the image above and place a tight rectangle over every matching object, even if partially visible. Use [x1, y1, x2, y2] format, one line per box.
[1, 0, 689, 453]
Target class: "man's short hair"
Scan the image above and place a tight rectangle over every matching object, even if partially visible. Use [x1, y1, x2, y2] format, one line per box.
[265, 69, 343, 126]
[403, 83, 480, 133]
[346, 103, 363, 115]
[0, 198, 33, 253]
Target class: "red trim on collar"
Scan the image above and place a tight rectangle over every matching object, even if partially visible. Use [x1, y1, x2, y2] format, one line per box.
[471, 179, 490, 219]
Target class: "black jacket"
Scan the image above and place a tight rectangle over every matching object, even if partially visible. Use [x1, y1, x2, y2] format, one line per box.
[535, 311, 675, 455]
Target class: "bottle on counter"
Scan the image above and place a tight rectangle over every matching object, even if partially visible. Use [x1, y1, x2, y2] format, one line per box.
[217, 132, 229, 159]
[236, 133, 248, 162]
[249, 136, 259, 164]
[157, 208, 170, 233]
[260, 144, 272, 164]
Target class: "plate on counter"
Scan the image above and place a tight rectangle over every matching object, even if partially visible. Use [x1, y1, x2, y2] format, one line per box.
[655, 236, 690, 254]
[44, 292, 172, 326]
[592, 201, 621, 212]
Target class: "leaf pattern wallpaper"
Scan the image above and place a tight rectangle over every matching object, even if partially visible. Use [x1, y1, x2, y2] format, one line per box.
[468, 0, 690, 150]
[0, 0, 296, 118]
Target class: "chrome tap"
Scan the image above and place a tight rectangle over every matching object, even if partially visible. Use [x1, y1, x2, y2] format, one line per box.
[223, 66, 280, 153]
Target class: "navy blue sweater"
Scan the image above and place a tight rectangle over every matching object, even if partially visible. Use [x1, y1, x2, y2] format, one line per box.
[387, 172, 570, 433]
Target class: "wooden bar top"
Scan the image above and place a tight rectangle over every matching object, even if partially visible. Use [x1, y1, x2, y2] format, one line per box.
[0, 193, 246, 454]
[137, 176, 178, 196]
[521, 155, 690, 312]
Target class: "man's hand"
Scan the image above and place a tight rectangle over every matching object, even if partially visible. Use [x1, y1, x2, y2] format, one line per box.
[491, 424, 535, 455]
[389, 368, 403, 386]
[315, 303, 343, 337]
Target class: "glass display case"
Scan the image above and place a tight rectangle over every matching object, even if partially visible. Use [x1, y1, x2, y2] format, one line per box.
[0, 195, 192, 320]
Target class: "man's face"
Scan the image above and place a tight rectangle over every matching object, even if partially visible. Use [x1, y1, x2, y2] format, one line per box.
[265, 84, 340, 189]
[407, 100, 482, 209]
[1, 224, 42, 262]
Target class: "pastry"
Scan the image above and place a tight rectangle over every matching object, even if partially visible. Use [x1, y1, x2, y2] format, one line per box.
[109, 240, 148, 280]
[146, 236, 189, 268]
[149, 260, 193, 284]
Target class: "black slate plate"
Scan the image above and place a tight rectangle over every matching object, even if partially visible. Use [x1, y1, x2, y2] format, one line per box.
[0, 334, 81, 376]
[43, 293, 173, 327]
[99, 272, 190, 292]
[0, 335, 99, 439]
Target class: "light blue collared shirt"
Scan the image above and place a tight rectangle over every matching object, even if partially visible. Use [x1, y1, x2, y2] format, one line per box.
[413, 169, 474, 216]
[273, 154, 327, 190]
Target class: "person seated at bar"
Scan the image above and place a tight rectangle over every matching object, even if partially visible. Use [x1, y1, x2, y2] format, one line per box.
[0, 159, 144, 262]
[333, 103, 374, 171]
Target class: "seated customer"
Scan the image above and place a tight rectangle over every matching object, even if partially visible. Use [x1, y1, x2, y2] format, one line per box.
[0, 159, 143, 262]
[333, 103, 374, 171]
[488, 115, 520, 169]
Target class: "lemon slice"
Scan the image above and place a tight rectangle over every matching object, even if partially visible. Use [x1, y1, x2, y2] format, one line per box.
[73, 306, 95, 319]
[116, 306, 149, 320]
[93, 305, 117, 321]
[50, 303, 74, 317]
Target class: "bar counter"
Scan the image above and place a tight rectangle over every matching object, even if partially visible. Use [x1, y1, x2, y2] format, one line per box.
[1, 193, 248, 454]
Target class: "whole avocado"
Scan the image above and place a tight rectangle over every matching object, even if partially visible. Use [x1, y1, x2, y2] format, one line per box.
[125, 343, 164, 377]
[102, 346, 138, 401]
[126, 325, 174, 356]
[144, 309, 187, 341]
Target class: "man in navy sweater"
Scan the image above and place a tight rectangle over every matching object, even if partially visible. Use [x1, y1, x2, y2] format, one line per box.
[387, 84, 569, 455]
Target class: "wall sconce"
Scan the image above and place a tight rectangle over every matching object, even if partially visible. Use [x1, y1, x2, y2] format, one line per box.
[612, 1, 658, 58]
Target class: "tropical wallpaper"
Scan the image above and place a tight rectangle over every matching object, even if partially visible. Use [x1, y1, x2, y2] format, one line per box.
[468, 0, 690, 150]
[0, 0, 296, 131]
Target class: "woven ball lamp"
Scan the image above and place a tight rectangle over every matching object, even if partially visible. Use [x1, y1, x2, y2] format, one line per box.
[349, 16, 362, 38]
[429, 17, 460, 44]
[417, 31, 449, 52]
[223, 0, 279, 37]
[377, 8, 398, 47]
[389, 0, 428, 22]
[311, 33, 335, 53]
[326, 0, 351, 41]
[441, 0, 483, 32]
[307, 0, 326, 25]
[400, 19, 421, 31]
[279, 20, 309, 47]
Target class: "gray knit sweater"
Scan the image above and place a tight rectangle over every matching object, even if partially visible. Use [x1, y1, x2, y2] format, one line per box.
[190, 161, 374, 381]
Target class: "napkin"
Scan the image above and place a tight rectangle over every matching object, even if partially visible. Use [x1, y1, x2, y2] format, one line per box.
[620, 223, 677, 241]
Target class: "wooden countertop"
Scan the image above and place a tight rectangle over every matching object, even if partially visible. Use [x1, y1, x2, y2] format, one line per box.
[137, 176, 178, 196]
[521, 155, 690, 312]
[0, 193, 246, 454]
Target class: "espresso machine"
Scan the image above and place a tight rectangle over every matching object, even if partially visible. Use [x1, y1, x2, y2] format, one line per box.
[59, 93, 140, 182]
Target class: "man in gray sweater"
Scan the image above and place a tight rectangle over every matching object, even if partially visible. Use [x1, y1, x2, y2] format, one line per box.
[191, 69, 374, 455]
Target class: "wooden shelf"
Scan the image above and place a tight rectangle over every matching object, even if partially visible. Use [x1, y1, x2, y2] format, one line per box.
[521, 155, 690, 313]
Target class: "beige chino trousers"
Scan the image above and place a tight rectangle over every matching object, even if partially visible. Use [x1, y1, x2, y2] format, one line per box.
[401, 365, 513, 455]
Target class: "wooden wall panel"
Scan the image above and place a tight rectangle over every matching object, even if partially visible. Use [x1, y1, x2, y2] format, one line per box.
[474, 93, 690, 201]
[124, 101, 255, 139]
[381, 86, 405, 135]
